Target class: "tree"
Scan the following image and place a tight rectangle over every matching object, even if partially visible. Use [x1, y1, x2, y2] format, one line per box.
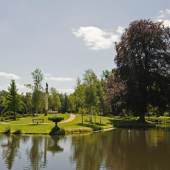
[49, 88, 61, 112]
[74, 79, 86, 123]
[104, 70, 126, 115]
[68, 94, 76, 112]
[73, 79, 86, 110]
[97, 81, 105, 124]
[115, 20, 170, 122]
[5, 80, 22, 120]
[31, 69, 44, 115]
[60, 94, 69, 113]
[0, 90, 8, 115]
[24, 93, 32, 114]
[83, 70, 99, 123]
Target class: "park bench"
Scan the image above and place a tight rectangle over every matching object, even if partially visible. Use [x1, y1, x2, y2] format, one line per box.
[32, 118, 44, 124]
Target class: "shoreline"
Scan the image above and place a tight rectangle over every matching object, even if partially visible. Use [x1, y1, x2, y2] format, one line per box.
[1, 115, 170, 136]
[1, 125, 170, 136]
[0, 126, 115, 136]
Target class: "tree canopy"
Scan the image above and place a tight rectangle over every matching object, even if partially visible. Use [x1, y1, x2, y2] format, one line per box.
[115, 19, 170, 121]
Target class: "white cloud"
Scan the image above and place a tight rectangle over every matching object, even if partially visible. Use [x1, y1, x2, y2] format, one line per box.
[156, 9, 170, 27]
[157, 18, 170, 27]
[158, 9, 170, 19]
[72, 26, 124, 50]
[0, 72, 20, 80]
[45, 74, 74, 82]
[0, 82, 30, 94]
[16, 83, 31, 94]
[116, 26, 125, 34]
[57, 88, 74, 94]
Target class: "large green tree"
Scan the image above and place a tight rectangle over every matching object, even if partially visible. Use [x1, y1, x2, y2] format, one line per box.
[83, 70, 99, 122]
[48, 88, 61, 112]
[0, 90, 8, 115]
[23, 92, 32, 114]
[5, 80, 22, 120]
[31, 68, 44, 115]
[115, 20, 170, 122]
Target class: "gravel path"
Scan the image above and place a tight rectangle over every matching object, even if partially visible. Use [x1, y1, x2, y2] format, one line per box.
[60, 114, 76, 123]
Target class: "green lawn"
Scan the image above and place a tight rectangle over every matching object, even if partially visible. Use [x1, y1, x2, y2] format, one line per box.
[0, 113, 114, 134]
[1, 114, 170, 135]
[0, 113, 69, 134]
[59, 114, 114, 134]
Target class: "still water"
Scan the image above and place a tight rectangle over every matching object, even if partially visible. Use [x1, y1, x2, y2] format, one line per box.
[0, 129, 170, 170]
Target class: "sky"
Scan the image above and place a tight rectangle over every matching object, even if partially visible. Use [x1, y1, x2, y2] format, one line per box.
[0, 0, 170, 94]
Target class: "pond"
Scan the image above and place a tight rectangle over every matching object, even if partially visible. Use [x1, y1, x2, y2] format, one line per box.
[0, 129, 170, 170]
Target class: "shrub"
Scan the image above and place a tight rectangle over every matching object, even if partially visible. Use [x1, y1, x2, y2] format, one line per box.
[4, 128, 11, 134]
[13, 130, 22, 134]
[0, 117, 4, 121]
[164, 112, 170, 117]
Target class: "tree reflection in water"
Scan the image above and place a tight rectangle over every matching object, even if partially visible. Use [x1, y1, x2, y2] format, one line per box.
[1, 130, 170, 170]
[1, 135, 21, 170]
[1, 135, 64, 170]
[71, 129, 170, 170]
[28, 135, 64, 170]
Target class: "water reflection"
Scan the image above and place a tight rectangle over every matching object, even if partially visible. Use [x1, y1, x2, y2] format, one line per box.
[71, 129, 170, 170]
[0, 129, 170, 170]
[1, 135, 20, 170]
[0, 135, 64, 170]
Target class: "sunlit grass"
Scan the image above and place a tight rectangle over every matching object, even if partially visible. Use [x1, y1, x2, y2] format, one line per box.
[2, 114, 170, 134]
[0, 113, 114, 134]
[0, 113, 69, 134]
[59, 114, 114, 134]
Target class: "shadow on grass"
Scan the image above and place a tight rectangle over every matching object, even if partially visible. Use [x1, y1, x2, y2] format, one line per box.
[110, 119, 156, 129]
[77, 122, 103, 131]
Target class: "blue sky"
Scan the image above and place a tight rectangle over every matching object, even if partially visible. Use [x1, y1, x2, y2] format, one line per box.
[0, 0, 170, 93]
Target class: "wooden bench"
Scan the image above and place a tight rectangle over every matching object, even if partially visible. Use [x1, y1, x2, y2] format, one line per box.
[32, 119, 44, 124]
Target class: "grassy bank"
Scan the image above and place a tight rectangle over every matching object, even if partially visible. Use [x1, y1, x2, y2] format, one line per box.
[1, 114, 170, 135]
[0, 113, 114, 134]
[111, 116, 170, 129]
[0, 114, 69, 134]
[59, 114, 113, 134]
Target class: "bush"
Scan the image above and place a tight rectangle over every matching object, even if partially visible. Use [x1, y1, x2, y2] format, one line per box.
[13, 130, 22, 134]
[0, 117, 4, 121]
[164, 112, 170, 117]
[86, 124, 102, 131]
[4, 128, 11, 134]
[92, 124, 102, 131]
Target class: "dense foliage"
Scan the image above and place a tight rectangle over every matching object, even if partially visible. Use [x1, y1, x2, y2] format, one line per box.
[114, 20, 170, 121]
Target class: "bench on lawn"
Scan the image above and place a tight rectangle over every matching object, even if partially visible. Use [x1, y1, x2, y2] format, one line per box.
[32, 119, 44, 124]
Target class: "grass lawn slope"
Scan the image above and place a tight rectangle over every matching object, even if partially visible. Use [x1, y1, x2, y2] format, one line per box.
[59, 114, 114, 134]
[0, 114, 69, 134]
[0, 114, 114, 135]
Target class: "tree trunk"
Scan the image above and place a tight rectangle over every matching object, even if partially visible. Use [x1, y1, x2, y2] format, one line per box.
[100, 113, 102, 125]
[138, 113, 145, 123]
[13, 111, 16, 120]
[81, 113, 84, 124]
[44, 111, 47, 116]
[138, 84, 147, 123]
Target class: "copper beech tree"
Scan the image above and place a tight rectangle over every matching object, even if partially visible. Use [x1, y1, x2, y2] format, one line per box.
[113, 20, 170, 122]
